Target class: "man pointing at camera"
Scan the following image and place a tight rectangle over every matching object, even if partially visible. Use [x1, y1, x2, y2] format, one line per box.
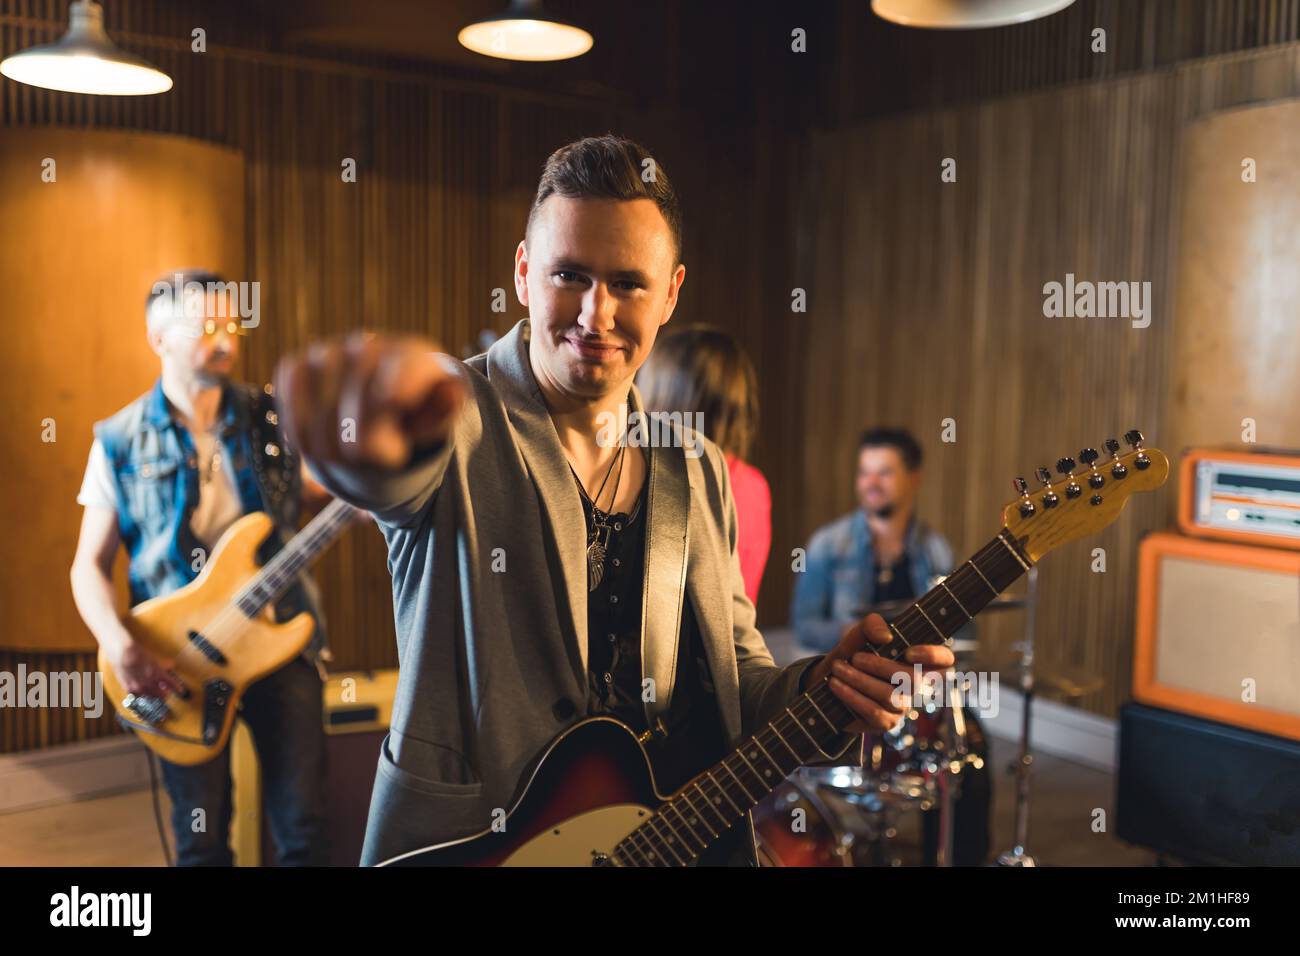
[275, 135, 955, 865]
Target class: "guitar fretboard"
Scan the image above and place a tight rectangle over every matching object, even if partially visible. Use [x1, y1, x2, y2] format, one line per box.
[234, 498, 359, 615]
[613, 526, 1032, 867]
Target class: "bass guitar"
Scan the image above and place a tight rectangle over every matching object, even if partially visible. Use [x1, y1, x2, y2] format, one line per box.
[100, 498, 359, 765]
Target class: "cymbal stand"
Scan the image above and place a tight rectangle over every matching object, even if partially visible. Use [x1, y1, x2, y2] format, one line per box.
[996, 564, 1039, 867]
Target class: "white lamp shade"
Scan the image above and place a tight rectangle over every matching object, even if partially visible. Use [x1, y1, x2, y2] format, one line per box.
[458, 1, 593, 62]
[872, 0, 1077, 29]
[0, 1, 172, 95]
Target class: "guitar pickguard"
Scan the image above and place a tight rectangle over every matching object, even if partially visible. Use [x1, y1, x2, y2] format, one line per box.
[500, 804, 653, 866]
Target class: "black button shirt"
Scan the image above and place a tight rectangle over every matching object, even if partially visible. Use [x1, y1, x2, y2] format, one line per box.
[579, 480, 729, 798]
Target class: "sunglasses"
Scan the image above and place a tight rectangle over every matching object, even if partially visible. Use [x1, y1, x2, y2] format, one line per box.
[198, 318, 252, 338]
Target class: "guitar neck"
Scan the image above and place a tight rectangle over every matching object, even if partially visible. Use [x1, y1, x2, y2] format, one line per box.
[235, 498, 360, 615]
[616, 527, 1033, 866]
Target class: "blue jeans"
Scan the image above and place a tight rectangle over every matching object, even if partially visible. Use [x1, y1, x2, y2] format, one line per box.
[159, 656, 329, 866]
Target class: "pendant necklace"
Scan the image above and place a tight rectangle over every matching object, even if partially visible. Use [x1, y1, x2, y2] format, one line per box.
[571, 441, 626, 592]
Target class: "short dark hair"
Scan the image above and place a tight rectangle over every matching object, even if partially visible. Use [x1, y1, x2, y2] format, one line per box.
[145, 269, 226, 310]
[859, 427, 923, 471]
[526, 134, 682, 265]
[145, 269, 229, 332]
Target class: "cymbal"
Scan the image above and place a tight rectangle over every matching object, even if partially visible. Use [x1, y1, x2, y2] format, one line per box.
[978, 657, 1105, 699]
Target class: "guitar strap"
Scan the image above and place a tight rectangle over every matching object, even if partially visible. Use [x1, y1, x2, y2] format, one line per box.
[639, 438, 690, 730]
[246, 384, 300, 526]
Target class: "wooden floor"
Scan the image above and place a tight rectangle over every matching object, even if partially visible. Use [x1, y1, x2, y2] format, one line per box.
[0, 788, 172, 867]
[0, 739, 1156, 867]
[987, 736, 1155, 866]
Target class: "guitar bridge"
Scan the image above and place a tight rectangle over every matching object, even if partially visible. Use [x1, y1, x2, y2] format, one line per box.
[122, 693, 170, 725]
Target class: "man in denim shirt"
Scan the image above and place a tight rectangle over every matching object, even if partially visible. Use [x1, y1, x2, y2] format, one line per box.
[792, 428, 968, 651]
[792, 427, 990, 865]
[69, 271, 330, 866]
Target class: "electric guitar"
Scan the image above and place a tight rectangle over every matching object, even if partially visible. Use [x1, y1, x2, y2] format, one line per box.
[100, 498, 359, 765]
[378, 431, 1169, 866]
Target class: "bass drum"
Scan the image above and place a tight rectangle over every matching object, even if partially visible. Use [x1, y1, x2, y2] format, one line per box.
[752, 767, 881, 867]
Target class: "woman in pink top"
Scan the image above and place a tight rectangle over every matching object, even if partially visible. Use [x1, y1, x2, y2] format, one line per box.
[637, 325, 771, 604]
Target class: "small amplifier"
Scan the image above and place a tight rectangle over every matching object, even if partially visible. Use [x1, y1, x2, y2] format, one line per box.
[235, 669, 398, 866]
[1179, 448, 1300, 549]
[1134, 531, 1300, 742]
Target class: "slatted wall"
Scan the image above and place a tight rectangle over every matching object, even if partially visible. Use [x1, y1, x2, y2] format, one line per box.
[5, 0, 1300, 751]
[0, 0, 785, 751]
[792, 43, 1300, 718]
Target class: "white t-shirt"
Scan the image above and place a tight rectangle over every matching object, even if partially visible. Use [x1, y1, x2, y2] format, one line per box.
[78, 430, 245, 550]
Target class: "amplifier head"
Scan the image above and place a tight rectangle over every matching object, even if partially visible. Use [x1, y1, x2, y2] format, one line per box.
[1179, 448, 1300, 550]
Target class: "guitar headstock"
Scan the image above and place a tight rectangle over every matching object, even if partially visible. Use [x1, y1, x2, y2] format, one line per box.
[1001, 430, 1169, 562]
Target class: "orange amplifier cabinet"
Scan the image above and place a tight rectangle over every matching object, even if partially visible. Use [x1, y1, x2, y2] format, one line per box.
[1134, 531, 1300, 742]
[1179, 448, 1300, 550]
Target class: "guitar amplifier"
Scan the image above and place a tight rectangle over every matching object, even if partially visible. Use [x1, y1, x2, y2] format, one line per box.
[1179, 448, 1300, 549]
[1134, 531, 1300, 742]
[319, 670, 398, 866]
[1117, 703, 1300, 865]
[235, 669, 397, 866]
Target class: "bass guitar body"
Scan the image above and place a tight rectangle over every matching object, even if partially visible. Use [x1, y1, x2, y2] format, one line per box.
[99, 511, 315, 766]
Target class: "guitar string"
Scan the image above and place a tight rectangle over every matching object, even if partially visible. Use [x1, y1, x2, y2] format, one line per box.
[199, 500, 357, 651]
[150, 508, 1024, 856]
[667, 532, 1028, 863]
[160, 507, 355, 685]
[157, 500, 359, 685]
[616, 533, 1028, 865]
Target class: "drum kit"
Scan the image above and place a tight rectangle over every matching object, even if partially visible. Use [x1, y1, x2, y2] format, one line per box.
[754, 673, 985, 867]
[754, 566, 1103, 867]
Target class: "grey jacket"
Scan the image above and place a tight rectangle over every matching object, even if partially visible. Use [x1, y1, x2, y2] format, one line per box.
[310, 319, 837, 865]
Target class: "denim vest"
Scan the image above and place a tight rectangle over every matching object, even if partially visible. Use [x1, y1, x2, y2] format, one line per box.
[95, 378, 326, 658]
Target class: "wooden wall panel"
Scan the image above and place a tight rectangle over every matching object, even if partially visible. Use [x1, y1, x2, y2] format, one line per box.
[1168, 99, 1300, 464]
[0, 129, 245, 656]
[0, 129, 244, 751]
[818, 0, 1300, 123]
[0, 1, 773, 751]
[792, 45, 1300, 718]
[7, 1, 1300, 753]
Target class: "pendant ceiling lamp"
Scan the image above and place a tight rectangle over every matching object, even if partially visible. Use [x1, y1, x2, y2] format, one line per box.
[458, 0, 593, 62]
[872, 0, 1077, 29]
[0, 0, 172, 95]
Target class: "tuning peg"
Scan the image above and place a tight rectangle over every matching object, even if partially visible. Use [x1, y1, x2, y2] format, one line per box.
[1036, 467, 1060, 508]
[1014, 476, 1036, 517]
[1055, 457, 1076, 476]
[1124, 429, 1145, 449]
[1079, 448, 1105, 488]
[1104, 438, 1128, 479]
